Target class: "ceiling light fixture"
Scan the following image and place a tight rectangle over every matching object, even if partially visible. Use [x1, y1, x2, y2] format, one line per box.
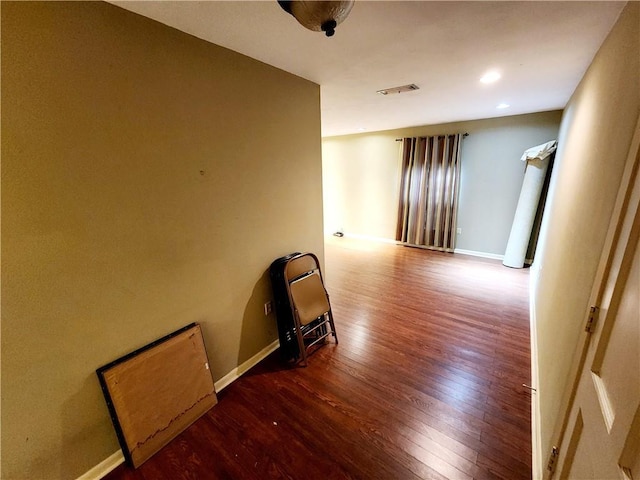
[277, 1, 354, 37]
[497, 103, 510, 109]
[376, 84, 420, 95]
[480, 71, 501, 84]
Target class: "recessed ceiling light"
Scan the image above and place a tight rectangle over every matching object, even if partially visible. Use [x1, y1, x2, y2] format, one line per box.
[497, 103, 510, 109]
[480, 71, 501, 84]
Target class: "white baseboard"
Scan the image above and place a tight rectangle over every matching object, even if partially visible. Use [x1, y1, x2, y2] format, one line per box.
[529, 273, 543, 480]
[335, 236, 508, 262]
[213, 339, 280, 392]
[340, 232, 399, 244]
[75, 451, 124, 480]
[77, 339, 281, 480]
[453, 248, 505, 260]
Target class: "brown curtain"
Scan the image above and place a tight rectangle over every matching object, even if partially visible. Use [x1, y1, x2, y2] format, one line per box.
[395, 134, 463, 252]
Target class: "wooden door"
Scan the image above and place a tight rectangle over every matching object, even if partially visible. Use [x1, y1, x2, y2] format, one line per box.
[550, 125, 640, 479]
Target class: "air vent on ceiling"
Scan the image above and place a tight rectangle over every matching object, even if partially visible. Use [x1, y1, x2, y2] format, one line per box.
[376, 84, 420, 95]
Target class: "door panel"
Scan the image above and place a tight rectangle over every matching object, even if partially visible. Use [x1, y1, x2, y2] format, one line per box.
[594, 238, 639, 435]
[562, 237, 638, 479]
[559, 411, 584, 480]
[619, 404, 640, 479]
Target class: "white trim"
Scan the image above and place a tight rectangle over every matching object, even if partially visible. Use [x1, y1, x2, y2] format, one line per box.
[590, 372, 615, 433]
[77, 339, 281, 480]
[341, 232, 399, 245]
[75, 451, 124, 480]
[530, 269, 543, 480]
[214, 339, 280, 392]
[453, 248, 504, 260]
[337, 235, 512, 263]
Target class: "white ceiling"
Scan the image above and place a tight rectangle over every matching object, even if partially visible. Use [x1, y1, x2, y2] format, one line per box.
[111, 1, 625, 137]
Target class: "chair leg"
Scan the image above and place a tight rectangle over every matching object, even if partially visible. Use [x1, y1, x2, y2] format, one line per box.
[327, 310, 338, 344]
[294, 317, 308, 367]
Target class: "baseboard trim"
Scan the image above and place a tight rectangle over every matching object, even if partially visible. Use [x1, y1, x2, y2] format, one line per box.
[453, 248, 505, 260]
[75, 451, 124, 480]
[77, 339, 281, 480]
[341, 232, 399, 244]
[529, 271, 543, 480]
[335, 236, 507, 261]
[214, 339, 280, 392]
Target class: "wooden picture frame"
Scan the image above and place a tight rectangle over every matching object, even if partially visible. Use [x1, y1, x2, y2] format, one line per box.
[96, 323, 217, 468]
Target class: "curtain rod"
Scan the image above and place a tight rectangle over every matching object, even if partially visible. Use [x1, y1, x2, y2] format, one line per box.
[395, 132, 469, 141]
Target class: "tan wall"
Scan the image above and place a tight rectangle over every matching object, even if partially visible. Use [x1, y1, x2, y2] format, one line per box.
[532, 1, 639, 470]
[1, 2, 323, 479]
[322, 111, 561, 255]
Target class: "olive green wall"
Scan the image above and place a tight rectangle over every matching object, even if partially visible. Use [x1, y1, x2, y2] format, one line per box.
[1, 2, 323, 479]
[531, 2, 639, 474]
[322, 111, 562, 256]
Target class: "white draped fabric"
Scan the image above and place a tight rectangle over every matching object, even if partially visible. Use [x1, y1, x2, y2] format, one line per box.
[503, 140, 557, 268]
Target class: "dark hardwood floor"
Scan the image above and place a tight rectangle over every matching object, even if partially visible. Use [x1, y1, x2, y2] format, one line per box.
[104, 237, 532, 480]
